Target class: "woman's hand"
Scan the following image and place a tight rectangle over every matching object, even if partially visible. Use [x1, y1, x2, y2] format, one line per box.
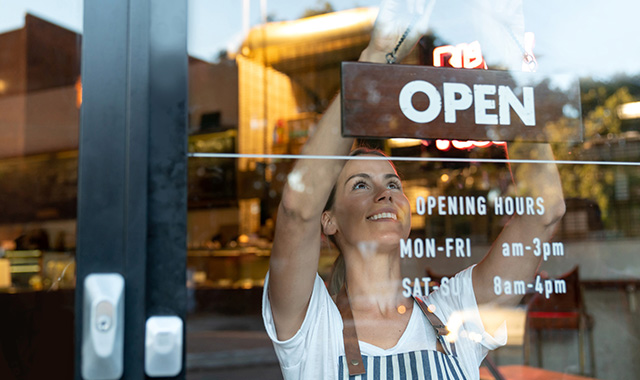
[362, 0, 437, 63]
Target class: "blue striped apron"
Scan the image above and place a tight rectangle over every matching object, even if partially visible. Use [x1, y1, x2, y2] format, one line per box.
[337, 287, 469, 380]
[338, 349, 469, 380]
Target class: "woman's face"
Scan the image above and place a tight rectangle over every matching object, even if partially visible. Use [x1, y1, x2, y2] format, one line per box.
[325, 157, 411, 252]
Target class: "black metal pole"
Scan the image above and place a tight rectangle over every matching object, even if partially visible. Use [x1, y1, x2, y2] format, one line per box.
[76, 0, 187, 378]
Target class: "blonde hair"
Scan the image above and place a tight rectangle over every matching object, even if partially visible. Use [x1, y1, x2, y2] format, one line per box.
[325, 147, 395, 295]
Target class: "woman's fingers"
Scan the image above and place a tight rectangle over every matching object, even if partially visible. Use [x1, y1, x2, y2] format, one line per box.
[378, 0, 435, 24]
[413, 0, 436, 36]
[372, 0, 437, 62]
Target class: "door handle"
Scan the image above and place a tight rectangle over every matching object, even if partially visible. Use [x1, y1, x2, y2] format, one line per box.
[145, 316, 183, 377]
[81, 273, 125, 380]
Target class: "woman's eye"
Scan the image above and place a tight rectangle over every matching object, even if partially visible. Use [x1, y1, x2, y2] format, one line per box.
[388, 181, 401, 190]
[353, 181, 368, 190]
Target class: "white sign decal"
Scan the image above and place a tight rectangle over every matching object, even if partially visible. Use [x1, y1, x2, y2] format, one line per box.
[398, 80, 536, 127]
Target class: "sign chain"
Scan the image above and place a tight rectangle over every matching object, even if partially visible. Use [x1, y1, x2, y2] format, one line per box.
[386, 15, 420, 64]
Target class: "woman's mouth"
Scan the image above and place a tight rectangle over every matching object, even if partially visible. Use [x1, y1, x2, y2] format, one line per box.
[366, 212, 397, 221]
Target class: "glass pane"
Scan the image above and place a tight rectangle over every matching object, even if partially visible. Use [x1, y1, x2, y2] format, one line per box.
[0, 1, 82, 378]
[187, 1, 640, 379]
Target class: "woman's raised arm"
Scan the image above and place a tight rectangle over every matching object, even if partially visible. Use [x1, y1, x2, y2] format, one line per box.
[473, 142, 566, 306]
[267, 0, 437, 341]
[267, 85, 354, 341]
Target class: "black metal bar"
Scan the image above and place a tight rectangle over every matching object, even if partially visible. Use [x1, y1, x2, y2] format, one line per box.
[76, 0, 134, 377]
[77, 0, 187, 378]
[145, 0, 188, 378]
[123, 0, 151, 378]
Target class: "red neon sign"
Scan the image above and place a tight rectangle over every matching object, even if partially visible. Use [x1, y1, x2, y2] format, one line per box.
[428, 139, 506, 151]
[433, 41, 487, 70]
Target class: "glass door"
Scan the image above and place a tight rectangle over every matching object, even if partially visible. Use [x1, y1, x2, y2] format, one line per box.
[184, 1, 640, 379]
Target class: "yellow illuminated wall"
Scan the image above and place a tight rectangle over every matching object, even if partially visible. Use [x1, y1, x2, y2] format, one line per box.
[237, 54, 313, 171]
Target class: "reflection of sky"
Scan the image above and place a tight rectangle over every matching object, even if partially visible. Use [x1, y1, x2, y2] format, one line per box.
[523, 0, 640, 78]
[0, 0, 83, 33]
[1, 0, 639, 78]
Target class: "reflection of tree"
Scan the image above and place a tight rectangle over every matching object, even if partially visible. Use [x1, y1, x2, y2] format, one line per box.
[301, 1, 335, 18]
[583, 87, 634, 137]
[547, 86, 636, 227]
[581, 76, 640, 122]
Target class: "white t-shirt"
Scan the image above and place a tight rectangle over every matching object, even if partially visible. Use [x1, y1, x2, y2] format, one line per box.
[262, 265, 506, 380]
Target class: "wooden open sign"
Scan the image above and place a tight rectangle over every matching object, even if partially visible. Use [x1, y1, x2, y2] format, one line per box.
[341, 62, 582, 143]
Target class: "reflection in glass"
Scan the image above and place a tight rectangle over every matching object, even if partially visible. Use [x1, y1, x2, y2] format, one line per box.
[186, 1, 640, 379]
[0, 7, 81, 379]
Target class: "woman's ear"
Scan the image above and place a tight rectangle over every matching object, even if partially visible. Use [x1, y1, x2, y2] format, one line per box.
[321, 211, 337, 236]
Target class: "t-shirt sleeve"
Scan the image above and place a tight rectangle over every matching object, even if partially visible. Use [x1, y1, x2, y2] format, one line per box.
[262, 271, 334, 372]
[422, 265, 507, 365]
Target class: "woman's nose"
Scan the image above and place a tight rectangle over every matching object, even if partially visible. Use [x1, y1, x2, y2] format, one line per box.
[375, 188, 392, 202]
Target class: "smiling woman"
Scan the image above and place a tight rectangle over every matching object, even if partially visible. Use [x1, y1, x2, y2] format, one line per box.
[262, 1, 564, 379]
[321, 148, 411, 297]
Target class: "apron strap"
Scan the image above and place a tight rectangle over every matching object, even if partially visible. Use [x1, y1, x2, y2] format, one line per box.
[413, 295, 457, 356]
[336, 284, 366, 376]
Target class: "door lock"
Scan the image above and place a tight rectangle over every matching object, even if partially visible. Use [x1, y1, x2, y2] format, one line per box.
[82, 273, 125, 380]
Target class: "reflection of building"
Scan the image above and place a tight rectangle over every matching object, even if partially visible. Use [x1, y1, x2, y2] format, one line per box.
[2, 9, 640, 294]
[186, 9, 379, 289]
[0, 16, 82, 274]
[0, 15, 244, 290]
[234, 9, 378, 237]
[189, 57, 238, 134]
[0, 15, 80, 159]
